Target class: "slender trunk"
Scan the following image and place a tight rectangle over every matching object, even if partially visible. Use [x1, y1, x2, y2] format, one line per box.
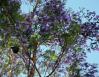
[8, 70, 13, 77]
[28, 50, 36, 77]
[27, 38, 39, 77]
[28, 67, 35, 77]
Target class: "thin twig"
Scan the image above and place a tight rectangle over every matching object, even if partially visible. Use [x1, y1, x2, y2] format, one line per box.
[46, 44, 67, 76]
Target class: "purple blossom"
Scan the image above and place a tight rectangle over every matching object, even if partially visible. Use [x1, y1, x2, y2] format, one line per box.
[63, 14, 71, 23]
[96, 15, 99, 19]
[24, 26, 33, 36]
[21, 37, 27, 43]
[40, 24, 50, 34]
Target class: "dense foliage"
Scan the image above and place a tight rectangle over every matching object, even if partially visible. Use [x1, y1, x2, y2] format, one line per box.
[0, 0, 99, 77]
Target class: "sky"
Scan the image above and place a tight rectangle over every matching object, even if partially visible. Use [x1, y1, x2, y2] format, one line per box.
[66, 0, 99, 14]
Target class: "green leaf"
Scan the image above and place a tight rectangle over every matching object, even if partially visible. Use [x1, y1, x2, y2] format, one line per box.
[43, 50, 57, 61]
[70, 22, 80, 35]
[30, 33, 41, 40]
[8, 37, 19, 47]
[61, 33, 75, 45]
[12, 12, 24, 21]
[74, 47, 82, 52]
[50, 52, 57, 61]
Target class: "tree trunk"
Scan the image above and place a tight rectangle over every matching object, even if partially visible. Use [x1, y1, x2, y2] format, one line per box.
[28, 67, 35, 77]
[28, 50, 36, 77]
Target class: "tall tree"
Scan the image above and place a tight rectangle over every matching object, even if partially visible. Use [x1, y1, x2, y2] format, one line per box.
[0, 0, 99, 77]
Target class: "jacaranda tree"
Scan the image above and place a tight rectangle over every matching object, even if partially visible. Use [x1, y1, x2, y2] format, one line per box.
[0, 0, 99, 77]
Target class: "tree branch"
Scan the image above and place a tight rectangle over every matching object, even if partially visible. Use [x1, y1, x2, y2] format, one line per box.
[34, 63, 42, 77]
[46, 38, 69, 77]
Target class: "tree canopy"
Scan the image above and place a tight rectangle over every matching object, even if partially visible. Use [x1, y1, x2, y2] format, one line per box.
[0, 0, 99, 77]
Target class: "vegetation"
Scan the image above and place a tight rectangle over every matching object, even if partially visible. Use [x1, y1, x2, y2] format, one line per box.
[0, 0, 99, 77]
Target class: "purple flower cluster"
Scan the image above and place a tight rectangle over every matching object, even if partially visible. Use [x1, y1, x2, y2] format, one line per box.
[8, 0, 21, 4]
[81, 22, 99, 38]
[36, 0, 72, 35]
